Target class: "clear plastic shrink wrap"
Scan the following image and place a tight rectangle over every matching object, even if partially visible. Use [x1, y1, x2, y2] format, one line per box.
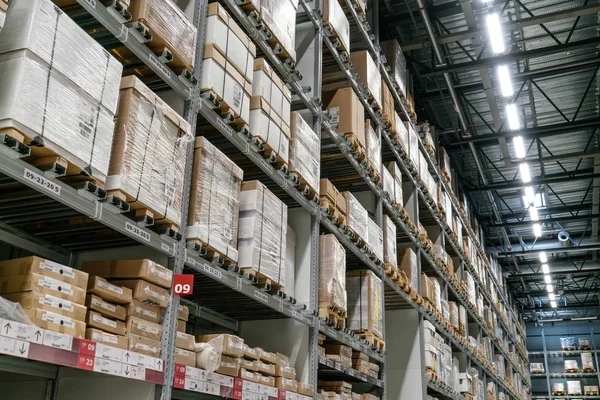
[568, 380, 582, 395]
[347, 271, 384, 339]
[580, 337, 592, 348]
[582, 352, 594, 370]
[561, 336, 576, 349]
[128, 0, 197, 69]
[290, 112, 320, 192]
[323, 0, 350, 54]
[350, 50, 382, 110]
[387, 162, 403, 206]
[238, 181, 287, 285]
[318, 234, 347, 314]
[367, 218, 384, 263]
[565, 359, 579, 371]
[365, 122, 382, 174]
[0, 0, 122, 182]
[107, 76, 189, 224]
[382, 216, 397, 269]
[187, 137, 243, 261]
[342, 192, 368, 241]
[257, 0, 298, 62]
[381, 40, 407, 97]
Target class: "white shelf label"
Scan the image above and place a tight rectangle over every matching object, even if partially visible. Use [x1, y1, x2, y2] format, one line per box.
[161, 243, 170, 253]
[291, 310, 304, 323]
[215, 117, 231, 135]
[203, 264, 222, 280]
[148, 54, 172, 79]
[253, 290, 269, 303]
[24, 168, 62, 195]
[94, 358, 123, 377]
[96, 343, 124, 362]
[43, 330, 73, 350]
[125, 221, 151, 242]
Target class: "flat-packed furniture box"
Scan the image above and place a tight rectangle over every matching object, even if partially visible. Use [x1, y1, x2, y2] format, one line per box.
[421, 273, 434, 304]
[106, 76, 189, 227]
[398, 248, 418, 288]
[319, 178, 347, 222]
[126, 316, 162, 341]
[350, 50, 382, 110]
[196, 333, 245, 358]
[324, 87, 366, 147]
[318, 234, 346, 316]
[127, 299, 162, 324]
[4, 291, 87, 321]
[110, 279, 169, 308]
[176, 331, 195, 351]
[86, 310, 127, 336]
[175, 348, 196, 367]
[0, 272, 86, 304]
[238, 180, 287, 286]
[0, 0, 122, 183]
[342, 191, 368, 243]
[322, 0, 350, 55]
[367, 218, 384, 263]
[86, 294, 126, 321]
[253, 58, 291, 128]
[86, 328, 128, 350]
[346, 271, 384, 340]
[81, 259, 173, 289]
[381, 40, 408, 98]
[128, 0, 197, 71]
[128, 333, 161, 357]
[382, 215, 397, 270]
[365, 121, 381, 178]
[187, 137, 243, 262]
[25, 308, 86, 338]
[87, 276, 133, 304]
[290, 112, 320, 193]
[0, 256, 88, 288]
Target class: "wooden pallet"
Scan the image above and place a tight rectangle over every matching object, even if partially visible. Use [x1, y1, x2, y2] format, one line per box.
[323, 21, 350, 57]
[290, 170, 319, 202]
[242, 267, 285, 292]
[384, 263, 401, 283]
[319, 303, 346, 329]
[562, 347, 576, 351]
[344, 133, 368, 162]
[320, 197, 347, 226]
[355, 331, 385, 351]
[108, 189, 180, 233]
[201, 89, 250, 129]
[580, 345, 593, 350]
[585, 390, 600, 395]
[583, 367, 596, 372]
[461, 393, 473, 400]
[565, 368, 579, 373]
[425, 367, 438, 381]
[186, 238, 237, 268]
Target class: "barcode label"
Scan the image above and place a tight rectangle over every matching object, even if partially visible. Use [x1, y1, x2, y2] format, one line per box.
[148, 54, 172, 79]
[232, 83, 243, 108]
[253, 290, 269, 303]
[24, 169, 61, 195]
[203, 264, 222, 279]
[329, 107, 340, 123]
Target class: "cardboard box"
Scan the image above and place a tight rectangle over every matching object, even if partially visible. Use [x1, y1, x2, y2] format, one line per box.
[239, 358, 257, 372]
[290, 112, 320, 193]
[25, 308, 85, 338]
[175, 348, 196, 368]
[239, 368, 258, 383]
[276, 352, 289, 366]
[176, 331, 195, 351]
[110, 279, 170, 308]
[367, 217, 384, 263]
[196, 334, 244, 358]
[255, 360, 276, 376]
[350, 50, 382, 110]
[323, 0, 349, 54]
[187, 137, 243, 262]
[276, 377, 298, 391]
[381, 40, 407, 97]
[275, 364, 296, 379]
[252, 58, 291, 125]
[178, 305, 189, 321]
[324, 87, 365, 146]
[244, 344, 260, 360]
[346, 271, 384, 339]
[0, 256, 88, 288]
[177, 319, 186, 332]
[86, 328, 128, 350]
[319, 178, 347, 216]
[128, 333, 161, 357]
[318, 234, 346, 315]
[87, 310, 127, 336]
[126, 299, 162, 324]
[258, 348, 277, 364]
[244, 0, 297, 62]
[216, 355, 240, 377]
[126, 316, 162, 341]
[325, 344, 353, 358]
[256, 374, 275, 387]
[81, 259, 173, 290]
[4, 291, 86, 321]
[382, 215, 397, 270]
[297, 382, 314, 396]
[0, 273, 86, 304]
[398, 248, 418, 288]
[86, 294, 126, 321]
[342, 191, 368, 241]
[249, 96, 290, 164]
[87, 276, 132, 304]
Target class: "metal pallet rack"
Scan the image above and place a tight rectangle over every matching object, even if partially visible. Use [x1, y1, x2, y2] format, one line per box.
[0, 0, 530, 399]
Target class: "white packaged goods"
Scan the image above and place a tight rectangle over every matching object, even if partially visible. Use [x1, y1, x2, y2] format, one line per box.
[128, 0, 197, 70]
[0, 9, 4, 32]
[350, 50, 382, 110]
[565, 359, 579, 371]
[561, 336, 576, 349]
[567, 380, 582, 395]
[398, 248, 418, 288]
[346, 271, 384, 339]
[365, 122, 381, 174]
[238, 181, 287, 285]
[342, 192, 368, 242]
[449, 301, 459, 330]
[382, 216, 397, 269]
[459, 305, 467, 334]
[382, 167, 394, 202]
[425, 343, 437, 371]
[322, 0, 349, 54]
[582, 352, 594, 370]
[392, 113, 409, 156]
[367, 218, 384, 263]
[201, 44, 252, 124]
[0, 0, 122, 182]
[441, 300, 449, 321]
[285, 226, 296, 299]
[580, 337, 592, 348]
[250, 96, 290, 163]
[406, 122, 419, 167]
[432, 279, 441, 312]
[107, 76, 189, 225]
[458, 373, 472, 394]
[387, 162, 403, 206]
[381, 40, 407, 97]
[206, 3, 255, 82]
[318, 234, 346, 314]
[290, 112, 320, 192]
[187, 137, 243, 262]
[464, 272, 476, 304]
[423, 320, 435, 346]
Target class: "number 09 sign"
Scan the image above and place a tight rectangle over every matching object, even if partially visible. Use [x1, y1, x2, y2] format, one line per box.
[173, 274, 194, 296]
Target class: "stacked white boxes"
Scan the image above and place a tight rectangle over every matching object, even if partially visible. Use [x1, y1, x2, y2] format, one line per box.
[567, 380, 582, 395]
[458, 373, 473, 395]
[343, 192, 369, 242]
[424, 320, 437, 372]
[203, 3, 256, 124]
[365, 121, 381, 175]
[346, 271, 384, 339]
[367, 218, 384, 263]
[0, 0, 123, 182]
[382, 215, 397, 269]
[290, 112, 319, 191]
[238, 181, 288, 286]
[387, 162, 403, 206]
[381, 40, 408, 98]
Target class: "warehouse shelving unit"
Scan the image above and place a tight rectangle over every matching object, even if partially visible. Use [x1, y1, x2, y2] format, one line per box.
[0, 0, 531, 399]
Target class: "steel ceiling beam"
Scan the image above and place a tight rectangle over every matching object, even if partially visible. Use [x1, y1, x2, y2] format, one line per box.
[495, 242, 600, 258]
[489, 213, 600, 228]
[466, 171, 600, 192]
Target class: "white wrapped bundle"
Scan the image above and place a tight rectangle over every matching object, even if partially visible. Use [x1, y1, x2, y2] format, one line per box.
[582, 352, 594, 370]
[382, 216, 397, 269]
[290, 112, 320, 192]
[567, 380, 582, 395]
[346, 271, 384, 339]
[343, 192, 368, 241]
[367, 218, 384, 263]
[565, 359, 579, 372]
[318, 234, 346, 314]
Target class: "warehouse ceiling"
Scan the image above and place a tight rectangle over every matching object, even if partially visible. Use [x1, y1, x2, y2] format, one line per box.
[379, 0, 600, 321]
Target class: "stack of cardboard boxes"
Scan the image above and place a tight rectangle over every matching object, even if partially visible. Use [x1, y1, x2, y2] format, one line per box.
[325, 344, 352, 367]
[175, 305, 195, 367]
[398, 248, 418, 289]
[0, 256, 88, 338]
[318, 234, 346, 324]
[350, 50, 381, 111]
[290, 112, 320, 193]
[346, 271, 384, 342]
[324, 88, 366, 161]
[352, 350, 379, 379]
[319, 179, 348, 225]
[343, 191, 368, 243]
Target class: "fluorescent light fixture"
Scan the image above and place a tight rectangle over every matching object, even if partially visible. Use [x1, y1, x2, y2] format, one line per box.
[523, 187, 535, 205]
[533, 223, 542, 237]
[486, 13, 504, 54]
[540, 252, 548, 263]
[542, 318, 563, 322]
[572, 317, 597, 321]
[529, 207, 539, 221]
[541, 264, 549, 274]
[548, 293, 555, 301]
[550, 300, 557, 308]
[506, 103, 520, 130]
[513, 136, 526, 158]
[497, 65, 513, 97]
[519, 163, 531, 183]
[547, 284, 554, 293]
[544, 275, 551, 284]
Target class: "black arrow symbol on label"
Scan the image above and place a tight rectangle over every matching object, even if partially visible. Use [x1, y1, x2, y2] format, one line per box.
[157, 360, 162, 369]
[125, 352, 130, 361]
[35, 330, 42, 341]
[19, 343, 26, 355]
[4, 322, 11, 334]
[125, 366, 129, 376]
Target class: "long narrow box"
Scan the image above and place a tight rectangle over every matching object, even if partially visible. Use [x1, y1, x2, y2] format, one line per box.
[346, 271, 384, 339]
[4, 291, 87, 321]
[0, 273, 86, 304]
[318, 234, 346, 314]
[25, 308, 86, 338]
[290, 112, 320, 193]
[350, 50, 382, 110]
[81, 259, 172, 289]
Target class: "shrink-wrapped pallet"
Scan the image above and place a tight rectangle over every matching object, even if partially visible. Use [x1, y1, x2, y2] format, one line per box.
[580, 337, 592, 348]
[128, 0, 197, 70]
[107, 76, 189, 225]
[464, 271, 476, 305]
[342, 192, 368, 242]
[421, 273, 434, 304]
[585, 385, 599, 395]
[346, 271, 384, 339]
[290, 112, 320, 192]
[582, 352, 594, 370]
[0, 0, 122, 183]
[561, 336, 576, 349]
[432, 279, 441, 311]
[565, 359, 579, 371]
[187, 137, 243, 261]
[381, 40, 407, 98]
[441, 299, 450, 321]
[350, 50, 382, 110]
[323, 0, 350, 55]
[387, 162, 403, 206]
[459, 305, 467, 336]
[365, 121, 381, 175]
[238, 181, 287, 285]
[449, 301, 459, 330]
[406, 122, 420, 168]
[318, 234, 346, 314]
[552, 383, 565, 394]
[367, 218, 384, 263]
[567, 380, 582, 395]
[382, 215, 397, 269]
[398, 248, 417, 288]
